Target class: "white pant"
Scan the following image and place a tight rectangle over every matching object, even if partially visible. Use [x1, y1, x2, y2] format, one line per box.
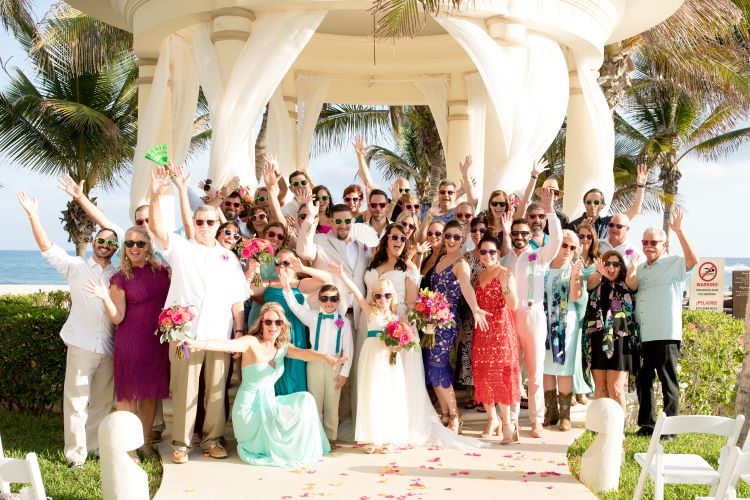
[307, 360, 343, 441]
[63, 344, 114, 463]
[511, 307, 546, 424]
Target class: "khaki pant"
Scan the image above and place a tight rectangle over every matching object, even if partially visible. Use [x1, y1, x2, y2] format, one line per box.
[307, 360, 342, 441]
[63, 344, 114, 463]
[169, 344, 229, 452]
[511, 307, 546, 424]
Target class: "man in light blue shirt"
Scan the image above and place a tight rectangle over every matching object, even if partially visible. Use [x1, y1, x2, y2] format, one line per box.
[635, 208, 697, 437]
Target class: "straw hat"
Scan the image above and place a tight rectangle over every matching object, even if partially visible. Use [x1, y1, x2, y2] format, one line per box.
[535, 178, 564, 197]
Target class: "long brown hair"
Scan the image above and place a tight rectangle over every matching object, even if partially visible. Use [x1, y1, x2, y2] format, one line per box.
[119, 226, 161, 279]
[369, 223, 409, 272]
[486, 189, 511, 235]
[249, 302, 291, 349]
[577, 223, 599, 263]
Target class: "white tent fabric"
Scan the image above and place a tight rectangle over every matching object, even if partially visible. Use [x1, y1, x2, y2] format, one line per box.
[169, 36, 200, 168]
[191, 24, 223, 117]
[434, 15, 568, 202]
[414, 75, 450, 154]
[266, 88, 295, 175]
[465, 73, 486, 207]
[296, 72, 330, 169]
[204, 11, 326, 193]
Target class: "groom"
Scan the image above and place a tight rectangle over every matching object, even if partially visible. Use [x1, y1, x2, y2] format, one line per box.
[297, 198, 371, 441]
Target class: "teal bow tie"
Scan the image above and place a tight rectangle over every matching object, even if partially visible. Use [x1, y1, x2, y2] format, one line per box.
[320, 313, 335, 319]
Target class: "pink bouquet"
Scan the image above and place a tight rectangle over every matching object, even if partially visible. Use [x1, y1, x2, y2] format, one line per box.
[408, 288, 455, 348]
[235, 238, 276, 286]
[236, 185, 254, 204]
[379, 320, 418, 366]
[156, 304, 196, 359]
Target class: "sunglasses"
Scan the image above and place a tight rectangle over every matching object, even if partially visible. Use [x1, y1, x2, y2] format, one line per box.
[124, 240, 148, 248]
[439, 190, 456, 196]
[403, 223, 417, 230]
[511, 230, 531, 237]
[255, 196, 268, 202]
[344, 197, 360, 203]
[95, 237, 118, 248]
[528, 213, 546, 220]
[298, 213, 307, 220]
[426, 231, 442, 238]
[577, 233, 593, 241]
[222, 229, 241, 241]
[585, 199, 602, 206]
[490, 200, 507, 208]
[290, 180, 308, 187]
[195, 219, 217, 226]
[373, 292, 393, 300]
[479, 249, 498, 256]
[471, 227, 486, 234]
[608, 223, 629, 229]
[405, 204, 420, 210]
[135, 217, 149, 226]
[319, 295, 339, 303]
[389, 234, 407, 242]
[249, 214, 267, 222]
[455, 213, 473, 220]
[263, 319, 284, 326]
[224, 201, 241, 208]
[370, 202, 387, 209]
[333, 218, 352, 225]
[561, 242, 577, 251]
[202, 179, 213, 192]
[275, 260, 292, 267]
[398, 187, 411, 193]
[642, 240, 663, 247]
[444, 233, 462, 241]
[316, 195, 330, 202]
[266, 231, 285, 241]
[603, 261, 621, 268]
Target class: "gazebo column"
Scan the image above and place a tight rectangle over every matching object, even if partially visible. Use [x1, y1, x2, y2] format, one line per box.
[446, 74, 470, 187]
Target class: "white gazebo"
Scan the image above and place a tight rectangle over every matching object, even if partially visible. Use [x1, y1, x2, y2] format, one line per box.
[65, 0, 684, 219]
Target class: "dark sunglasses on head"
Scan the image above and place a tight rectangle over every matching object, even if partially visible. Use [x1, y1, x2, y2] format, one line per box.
[398, 187, 411, 193]
[479, 249, 498, 256]
[135, 217, 149, 225]
[333, 218, 352, 225]
[290, 180, 308, 187]
[585, 199, 602, 206]
[255, 196, 268, 202]
[490, 201, 507, 208]
[344, 196, 360, 203]
[426, 231, 442, 238]
[249, 214, 267, 222]
[373, 292, 393, 300]
[561, 242, 577, 251]
[370, 202, 387, 209]
[202, 179, 213, 192]
[389, 234, 407, 242]
[603, 261, 621, 268]
[528, 213, 546, 220]
[319, 295, 339, 303]
[577, 233, 593, 241]
[266, 231, 285, 241]
[195, 219, 217, 226]
[608, 223, 628, 229]
[224, 201, 241, 208]
[124, 240, 148, 248]
[222, 229, 241, 241]
[263, 319, 284, 326]
[511, 230, 531, 237]
[439, 190, 455, 196]
[642, 240, 662, 247]
[405, 203, 420, 210]
[444, 233, 462, 241]
[455, 213, 473, 220]
[95, 237, 118, 248]
[471, 227, 486, 234]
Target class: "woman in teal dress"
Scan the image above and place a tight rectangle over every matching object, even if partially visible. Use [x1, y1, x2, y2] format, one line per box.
[572, 223, 599, 403]
[247, 248, 333, 395]
[183, 302, 346, 467]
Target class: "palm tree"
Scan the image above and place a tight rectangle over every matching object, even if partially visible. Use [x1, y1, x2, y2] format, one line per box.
[0, 5, 138, 256]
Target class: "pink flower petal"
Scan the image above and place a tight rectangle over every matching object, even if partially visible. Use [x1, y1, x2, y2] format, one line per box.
[458, 470, 470, 475]
[427, 457, 441, 462]
[464, 452, 481, 456]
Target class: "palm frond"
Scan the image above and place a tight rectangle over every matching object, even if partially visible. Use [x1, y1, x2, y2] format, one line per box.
[678, 126, 750, 161]
[311, 103, 393, 157]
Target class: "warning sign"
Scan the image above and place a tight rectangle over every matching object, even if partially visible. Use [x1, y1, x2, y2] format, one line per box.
[689, 258, 724, 312]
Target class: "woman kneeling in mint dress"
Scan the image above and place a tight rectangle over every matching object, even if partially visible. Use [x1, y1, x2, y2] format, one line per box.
[183, 302, 347, 467]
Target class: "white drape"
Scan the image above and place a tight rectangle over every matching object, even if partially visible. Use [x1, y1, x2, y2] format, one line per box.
[296, 72, 330, 168]
[205, 11, 326, 192]
[169, 36, 200, 168]
[192, 24, 223, 117]
[266, 88, 295, 175]
[562, 59, 615, 217]
[414, 75, 449, 154]
[434, 16, 568, 202]
[465, 73, 486, 207]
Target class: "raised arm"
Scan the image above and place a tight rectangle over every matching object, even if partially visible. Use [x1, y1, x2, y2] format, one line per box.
[291, 255, 334, 294]
[516, 158, 549, 220]
[624, 164, 648, 221]
[149, 167, 172, 249]
[498, 211, 513, 257]
[354, 137, 377, 196]
[280, 273, 317, 327]
[538, 188, 562, 263]
[668, 207, 698, 271]
[262, 154, 285, 225]
[84, 279, 126, 325]
[167, 163, 195, 240]
[58, 174, 117, 229]
[588, 258, 605, 289]
[286, 344, 349, 367]
[454, 260, 492, 331]
[295, 195, 319, 261]
[502, 272, 519, 311]
[458, 155, 478, 209]
[18, 192, 52, 252]
[569, 260, 583, 302]
[328, 262, 371, 316]
[625, 253, 640, 291]
[184, 334, 256, 353]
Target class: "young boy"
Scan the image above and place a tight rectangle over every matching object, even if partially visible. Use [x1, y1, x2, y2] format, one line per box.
[281, 283, 353, 444]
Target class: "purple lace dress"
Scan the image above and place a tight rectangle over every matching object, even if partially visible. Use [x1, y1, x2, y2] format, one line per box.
[111, 265, 171, 401]
[423, 262, 462, 388]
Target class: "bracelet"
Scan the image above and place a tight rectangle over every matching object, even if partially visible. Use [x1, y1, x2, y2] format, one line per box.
[637, 183, 646, 188]
[530, 175, 538, 179]
[235, 328, 246, 334]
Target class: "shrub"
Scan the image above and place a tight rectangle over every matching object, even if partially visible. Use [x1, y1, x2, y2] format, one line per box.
[0, 290, 71, 309]
[679, 310, 744, 416]
[0, 298, 68, 414]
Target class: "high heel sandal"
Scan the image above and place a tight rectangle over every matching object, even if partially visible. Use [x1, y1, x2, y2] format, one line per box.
[480, 419, 500, 439]
[364, 444, 376, 454]
[501, 421, 519, 445]
[448, 414, 464, 434]
[380, 444, 393, 454]
[441, 411, 450, 427]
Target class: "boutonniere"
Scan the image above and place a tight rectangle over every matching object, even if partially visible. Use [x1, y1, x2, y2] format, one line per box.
[625, 248, 634, 257]
[335, 318, 345, 329]
[363, 244, 369, 252]
[221, 254, 229, 262]
[528, 253, 537, 262]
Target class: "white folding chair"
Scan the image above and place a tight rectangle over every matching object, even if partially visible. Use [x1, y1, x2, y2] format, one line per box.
[0, 435, 47, 500]
[695, 445, 750, 500]
[633, 412, 746, 500]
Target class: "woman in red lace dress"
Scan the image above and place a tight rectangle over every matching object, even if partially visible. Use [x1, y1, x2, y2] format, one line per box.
[473, 235, 520, 444]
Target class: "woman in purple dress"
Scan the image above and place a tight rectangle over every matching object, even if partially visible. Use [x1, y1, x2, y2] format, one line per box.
[424, 221, 491, 434]
[87, 226, 170, 455]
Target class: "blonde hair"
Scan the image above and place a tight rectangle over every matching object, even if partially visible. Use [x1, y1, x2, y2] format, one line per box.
[369, 278, 398, 314]
[395, 211, 418, 258]
[249, 302, 291, 349]
[119, 226, 161, 279]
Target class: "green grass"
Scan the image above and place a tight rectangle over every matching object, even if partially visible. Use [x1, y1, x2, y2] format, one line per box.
[568, 426, 750, 499]
[0, 410, 162, 499]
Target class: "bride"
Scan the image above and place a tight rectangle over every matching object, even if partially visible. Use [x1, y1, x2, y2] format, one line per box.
[363, 223, 484, 449]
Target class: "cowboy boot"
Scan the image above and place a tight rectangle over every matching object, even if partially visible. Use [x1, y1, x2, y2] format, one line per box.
[558, 392, 573, 432]
[543, 390, 559, 426]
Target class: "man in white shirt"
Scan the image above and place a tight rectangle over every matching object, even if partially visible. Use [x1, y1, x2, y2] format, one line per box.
[502, 188, 561, 438]
[18, 192, 118, 468]
[149, 168, 249, 465]
[597, 213, 645, 266]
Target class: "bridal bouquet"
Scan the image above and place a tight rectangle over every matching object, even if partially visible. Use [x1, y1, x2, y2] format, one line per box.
[408, 288, 455, 348]
[235, 238, 276, 286]
[379, 320, 418, 366]
[156, 304, 196, 359]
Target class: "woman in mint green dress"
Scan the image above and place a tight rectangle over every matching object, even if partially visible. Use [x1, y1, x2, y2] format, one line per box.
[183, 302, 346, 467]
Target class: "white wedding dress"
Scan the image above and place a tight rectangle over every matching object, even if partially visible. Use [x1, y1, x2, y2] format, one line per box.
[363, 268, 486, 450]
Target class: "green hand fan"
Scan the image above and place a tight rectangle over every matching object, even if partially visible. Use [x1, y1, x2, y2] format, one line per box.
[145, 144, 169, 166]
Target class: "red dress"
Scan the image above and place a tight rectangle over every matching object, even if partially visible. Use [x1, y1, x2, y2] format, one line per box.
[473, 271, 520, 405]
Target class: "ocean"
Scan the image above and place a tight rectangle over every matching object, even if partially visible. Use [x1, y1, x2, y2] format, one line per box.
[0, 250, 748, 289]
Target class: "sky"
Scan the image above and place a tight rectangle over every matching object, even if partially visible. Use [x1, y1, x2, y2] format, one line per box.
[0, 2, 748, 258]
